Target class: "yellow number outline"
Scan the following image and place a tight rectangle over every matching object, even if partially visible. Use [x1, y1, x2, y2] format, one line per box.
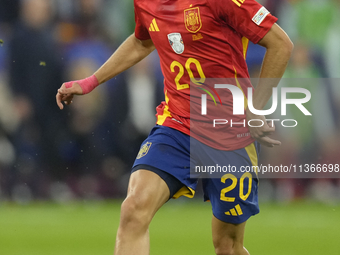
[170, 58, 206, 90]
[220, 172, 253, 202]
[239, 172, 252, 201]
[185, 58, 206, 85]
[170, 61, 189, 90]
[220, 174, 237, 202]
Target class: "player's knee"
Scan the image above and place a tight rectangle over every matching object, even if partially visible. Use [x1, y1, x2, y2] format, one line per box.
[119, 195, 153, 231]
[214, 243, 246, 255]
[214, 245, 234, 255]
[214, 237, 246, 255]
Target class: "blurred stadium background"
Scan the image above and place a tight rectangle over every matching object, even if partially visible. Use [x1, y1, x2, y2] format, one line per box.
[0, 0, 339, 254]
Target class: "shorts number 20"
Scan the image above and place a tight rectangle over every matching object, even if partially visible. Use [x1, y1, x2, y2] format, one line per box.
[220, 172, 252, 202]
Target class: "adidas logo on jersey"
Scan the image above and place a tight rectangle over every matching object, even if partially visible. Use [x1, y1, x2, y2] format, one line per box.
[225, 204, 243, 216]
[149, 18, 160, 32]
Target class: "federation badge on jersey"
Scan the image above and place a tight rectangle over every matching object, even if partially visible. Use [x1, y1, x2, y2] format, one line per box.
[168, 33, 185, 54]
[136, 142, 152, 159]
[184, 7, 202, 33]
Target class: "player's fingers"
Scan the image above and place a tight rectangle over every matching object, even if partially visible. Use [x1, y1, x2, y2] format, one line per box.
[267, 121, 276, 129]
[59, 93, 73, 106]
[63, 94, 74, 104]
[265, 122, 276, 135]
[250, 128, 271, 139]
[56, 92, 64, 110]
[263, 122, 275, 133]
[58, 87, 74, 95]
[262, 127, 274, 136]
[254, 123, 275, 137]
[256, 136, 281, 148]
[59, 82, 83, 95]
[64, 98, 73, 105]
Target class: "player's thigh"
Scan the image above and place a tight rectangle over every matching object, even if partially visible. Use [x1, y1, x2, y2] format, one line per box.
[121, 169, 170, 224]
[132, 125, 197, 199]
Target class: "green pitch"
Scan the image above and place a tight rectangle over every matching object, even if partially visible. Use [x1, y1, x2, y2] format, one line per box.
[0, 200, 339, 255]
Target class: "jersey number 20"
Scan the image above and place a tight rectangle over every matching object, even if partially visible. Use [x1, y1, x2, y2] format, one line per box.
[170, 58, 206, 90]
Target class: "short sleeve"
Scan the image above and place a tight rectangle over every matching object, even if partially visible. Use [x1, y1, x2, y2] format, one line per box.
[134, 4, 151, 41]
[209, 0, 278, 44]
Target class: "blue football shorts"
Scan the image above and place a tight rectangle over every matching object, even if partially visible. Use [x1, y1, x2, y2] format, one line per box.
[132, 125, 260, 224]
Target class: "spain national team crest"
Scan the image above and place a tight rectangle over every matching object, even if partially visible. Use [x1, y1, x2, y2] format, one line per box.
[168, 33, 185, 54]
[136, 142, 152, 159]
[184, 7, 202, 33]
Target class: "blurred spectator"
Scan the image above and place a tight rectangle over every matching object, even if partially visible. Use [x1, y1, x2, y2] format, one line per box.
[54, 0, 108, 44]
[100, 0, 135, 42]
[59, 38, 133, 198]
[7, 0, 65, 199]
[325, 3, 340, 79]
[325, 2, 340, 128]
[115, 53, 164, 164]
[276, 0, 299, 40]
[281, 42, 329, 161]
[278, 0, 336, 77]
[0, 32, 18, 200]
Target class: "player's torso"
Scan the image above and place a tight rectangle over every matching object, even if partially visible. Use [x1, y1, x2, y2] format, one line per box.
[134, 0, 255, 150]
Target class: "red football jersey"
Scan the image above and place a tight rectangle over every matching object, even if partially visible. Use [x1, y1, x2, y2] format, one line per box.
[134, 0, 277, 150]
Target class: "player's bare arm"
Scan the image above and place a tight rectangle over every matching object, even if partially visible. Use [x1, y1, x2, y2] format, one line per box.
[94, 34, 155, 84]
[56, 34, 155, 110]
[246, 23, 293, 148]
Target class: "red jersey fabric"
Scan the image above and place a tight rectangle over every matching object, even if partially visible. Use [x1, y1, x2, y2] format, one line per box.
[134, 0, 277, 150]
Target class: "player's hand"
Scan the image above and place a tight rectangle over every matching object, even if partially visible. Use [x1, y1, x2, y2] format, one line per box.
[56, 82, 83, 110]
[246, 109, 281, 148]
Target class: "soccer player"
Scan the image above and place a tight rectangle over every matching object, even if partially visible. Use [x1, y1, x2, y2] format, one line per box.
[56, 0, 293, 254]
